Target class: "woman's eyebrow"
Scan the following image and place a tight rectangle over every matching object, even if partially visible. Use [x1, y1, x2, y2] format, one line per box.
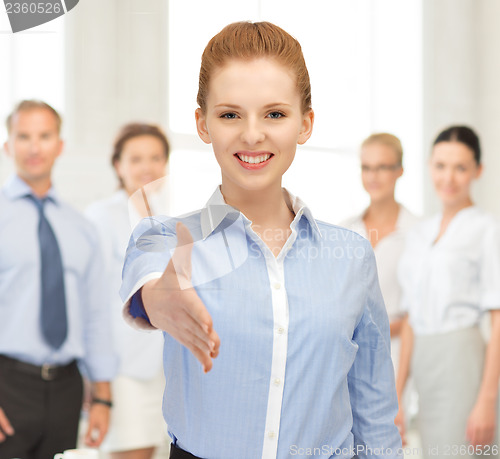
[214, 102, 292, 109]
[214, 104, 240, 109]
[263, 102, 292, 108]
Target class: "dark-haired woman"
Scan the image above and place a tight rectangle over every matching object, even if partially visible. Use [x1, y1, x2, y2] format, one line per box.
[395, 126, 500, 458]
[86, 123, 171, 459]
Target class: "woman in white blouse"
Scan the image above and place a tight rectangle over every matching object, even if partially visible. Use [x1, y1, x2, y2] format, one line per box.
[86, 123, 170, 459]
[396, 126, 500, 458]
[342, 133, 419, 371]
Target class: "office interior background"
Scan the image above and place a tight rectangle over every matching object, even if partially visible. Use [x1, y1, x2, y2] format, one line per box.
[1, 0, 499, 224]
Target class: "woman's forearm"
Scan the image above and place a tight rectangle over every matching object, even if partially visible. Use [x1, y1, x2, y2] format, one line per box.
[396, 315, 413, 400]
[476, 309, 500, 404]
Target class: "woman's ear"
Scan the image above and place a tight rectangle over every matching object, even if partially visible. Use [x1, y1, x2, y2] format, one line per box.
[195, 108, 212, 144]
[298, 109, 314, 145]
[113, 159, 122, 179]
[475, 163, 483, 179]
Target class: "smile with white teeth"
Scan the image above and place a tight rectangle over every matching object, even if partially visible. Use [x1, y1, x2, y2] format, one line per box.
[236, 153, 272, 164]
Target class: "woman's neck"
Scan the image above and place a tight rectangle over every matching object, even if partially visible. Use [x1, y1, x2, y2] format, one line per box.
[433, 197, 474, 245]
[442, 197, 474, 220]
[220, 181, 294, 230]
[364, 196, 399, 223]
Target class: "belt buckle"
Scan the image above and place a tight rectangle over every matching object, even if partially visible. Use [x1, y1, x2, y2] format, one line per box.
[41, 363, 55, 381]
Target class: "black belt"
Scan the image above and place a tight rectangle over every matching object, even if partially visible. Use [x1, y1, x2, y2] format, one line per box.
[0, 354, 78, 381]
[170, 443, 202, 459]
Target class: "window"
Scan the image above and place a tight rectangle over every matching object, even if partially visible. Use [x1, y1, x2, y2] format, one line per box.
[166, 0, 423, 221]
[0, 5, 65, 181]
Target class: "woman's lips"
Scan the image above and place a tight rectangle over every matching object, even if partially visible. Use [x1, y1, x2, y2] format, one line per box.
[234, 152, 273, 170]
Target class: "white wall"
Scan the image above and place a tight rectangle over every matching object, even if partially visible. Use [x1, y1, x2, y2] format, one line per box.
[8, 0, 495, 216]
[422, 0, 500, 216]
[68, 0, 500, 218]
[60, 0, 168, 210]
[477, 0, 500, 217]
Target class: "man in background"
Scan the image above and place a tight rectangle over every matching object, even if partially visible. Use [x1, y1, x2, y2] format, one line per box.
[0, 100, 117, 458]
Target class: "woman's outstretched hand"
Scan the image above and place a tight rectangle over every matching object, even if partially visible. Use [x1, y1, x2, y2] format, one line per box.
[141, 221, 220, 372]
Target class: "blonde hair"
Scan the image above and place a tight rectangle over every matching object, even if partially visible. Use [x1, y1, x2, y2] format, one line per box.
[6, 100, 62, 134]
[361, 133, 403, 165]
[197, 21, 311, 114]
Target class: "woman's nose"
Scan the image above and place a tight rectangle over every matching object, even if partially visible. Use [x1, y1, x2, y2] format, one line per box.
[240, 118, 265, 146]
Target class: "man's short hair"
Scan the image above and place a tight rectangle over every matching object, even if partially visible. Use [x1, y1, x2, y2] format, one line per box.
[6, 100, 62, 134]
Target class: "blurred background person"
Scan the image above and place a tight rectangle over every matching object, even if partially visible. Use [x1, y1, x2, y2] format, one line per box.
[341, 133, 419, 371]
[86, 123, 171, 459]
[0, 100, 116, 458]
[396, 126, 500, 457]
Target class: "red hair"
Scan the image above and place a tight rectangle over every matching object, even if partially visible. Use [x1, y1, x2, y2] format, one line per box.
[197, 21, 311, 114]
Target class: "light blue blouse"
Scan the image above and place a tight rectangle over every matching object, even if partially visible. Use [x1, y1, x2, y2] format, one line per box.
[120, 187, 402, 459]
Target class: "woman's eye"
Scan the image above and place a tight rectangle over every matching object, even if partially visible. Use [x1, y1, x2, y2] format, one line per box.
[220, 113, 237, 119]
[267, 111, 284, 119]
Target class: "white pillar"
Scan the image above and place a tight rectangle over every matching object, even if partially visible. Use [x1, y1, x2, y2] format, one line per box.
[422, 0, 479, 214]
[59, 0, 168, 209]
[476, 0, 500, 216]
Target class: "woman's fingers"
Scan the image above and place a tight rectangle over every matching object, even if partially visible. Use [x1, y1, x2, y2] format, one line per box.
[466, 414, 496, 447]
[141, 221, 220, 372]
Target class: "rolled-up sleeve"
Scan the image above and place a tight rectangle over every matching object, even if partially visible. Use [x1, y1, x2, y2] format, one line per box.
[120, 216, 176, 329]
[348, 241, 402, 458]
[480, 220, 500, 310]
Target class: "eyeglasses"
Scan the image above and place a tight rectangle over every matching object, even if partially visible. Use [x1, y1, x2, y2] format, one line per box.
[360, 164, 402, 173]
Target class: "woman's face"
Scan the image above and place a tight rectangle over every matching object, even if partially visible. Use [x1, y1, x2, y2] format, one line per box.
[430, 141, 482, 208]
[195, 58, 313, 195]
[360, 142, 402, 203]
[114, 135, 167, 194]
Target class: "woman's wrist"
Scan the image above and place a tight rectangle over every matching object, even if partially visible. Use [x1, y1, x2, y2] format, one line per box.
[91, 397, 113, 408]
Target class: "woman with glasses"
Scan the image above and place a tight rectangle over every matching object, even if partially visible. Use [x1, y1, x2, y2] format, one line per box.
[342, 133, 419, 373]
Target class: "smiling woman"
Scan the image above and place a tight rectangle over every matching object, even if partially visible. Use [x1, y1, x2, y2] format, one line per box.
[341, 133, 419, 378]
[396, 126, 500, 458]
[85, 122, 171, 459]
[119, 21, 402, 459]
[166, 1, 424, 222]
[195, 58, 313, 206]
